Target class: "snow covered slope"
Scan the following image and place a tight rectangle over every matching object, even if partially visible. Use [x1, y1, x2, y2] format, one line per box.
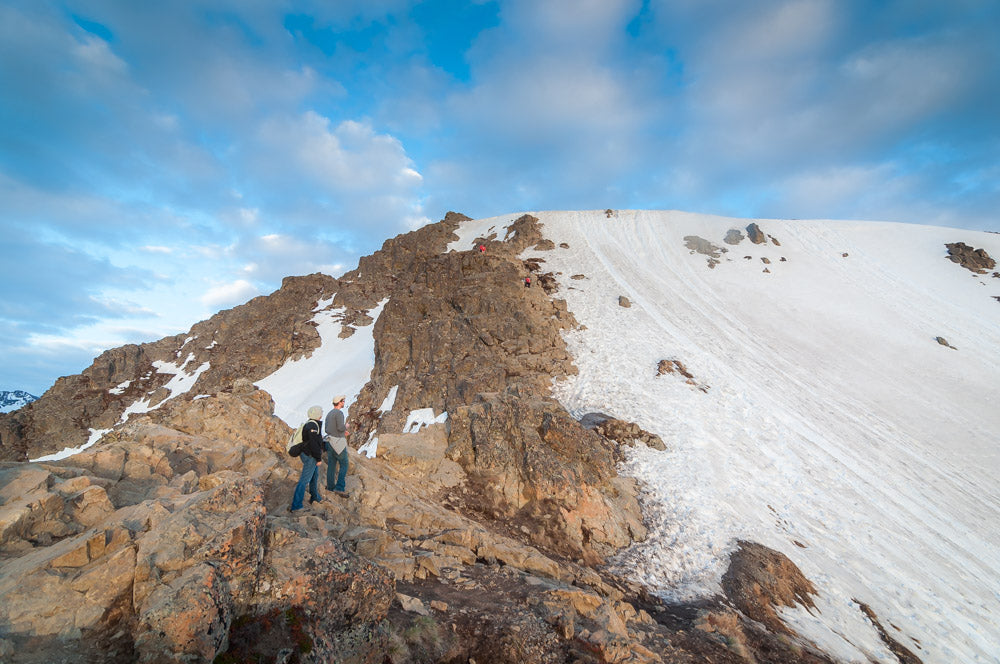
[503, 210, 998, 664]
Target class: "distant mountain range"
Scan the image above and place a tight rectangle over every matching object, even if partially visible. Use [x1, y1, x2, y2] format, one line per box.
[0, 390, 37, 413]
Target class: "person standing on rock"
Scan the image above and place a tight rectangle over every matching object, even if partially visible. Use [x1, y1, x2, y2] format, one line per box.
[324, 394, 350, 497]
[290, 405, 324, 512]
[524, 275, 531, 288]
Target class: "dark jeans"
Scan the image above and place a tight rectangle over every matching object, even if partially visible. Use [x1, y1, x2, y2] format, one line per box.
[291, 454, 321, 510]
[326, 440, 349, 491]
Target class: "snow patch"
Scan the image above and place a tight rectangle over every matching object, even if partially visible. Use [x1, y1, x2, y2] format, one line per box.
[403, 408, 448, 434]
[378, 385, 399, 413]
[314, 294, 335, 312]
[256, 298, 389, 427]
[358, 430, 378, 458]
[30, 427, 110, 463]
[109, 380, 131, 395]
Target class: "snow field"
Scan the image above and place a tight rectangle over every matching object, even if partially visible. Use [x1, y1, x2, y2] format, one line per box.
[517, 210, 1000, 664]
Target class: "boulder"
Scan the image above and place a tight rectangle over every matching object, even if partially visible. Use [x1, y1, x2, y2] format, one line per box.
[593, 417, 666, 452]
[721, 540, 817, 634]
[746, 223, 767, 244]
[447, 391, 645, 562]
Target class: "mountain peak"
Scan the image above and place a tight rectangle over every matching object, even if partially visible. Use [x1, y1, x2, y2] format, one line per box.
[0, 390, 37, 413]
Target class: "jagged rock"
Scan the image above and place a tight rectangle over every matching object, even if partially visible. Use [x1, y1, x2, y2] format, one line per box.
[618, 296, 631, 308]
[447, 391, 645, 563]
[945, 242, 995, 274]
[721, 540, 817, 634]
[769, 234, 782, 246]
[761, 257, 771, 264]
[724, 229, 745, 245]
[397, 592, 430, 615]
[746, 223, 766, 244]
[134, 562, 232, 663]
[593, 417, 666, 453]
[350, 213, 577, 440]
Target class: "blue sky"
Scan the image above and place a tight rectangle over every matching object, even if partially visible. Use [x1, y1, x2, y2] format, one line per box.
[2, 0, 999, 396]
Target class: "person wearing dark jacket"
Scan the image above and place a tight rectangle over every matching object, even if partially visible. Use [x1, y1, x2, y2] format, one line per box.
[291, 405, 324, 512]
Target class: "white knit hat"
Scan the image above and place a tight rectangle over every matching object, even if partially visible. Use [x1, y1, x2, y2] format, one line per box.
[307, 405, 323, 420]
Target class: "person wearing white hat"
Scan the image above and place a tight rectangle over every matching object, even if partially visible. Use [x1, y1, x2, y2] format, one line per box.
[324, 395, 350, 496]
[291, 405, 325, 511]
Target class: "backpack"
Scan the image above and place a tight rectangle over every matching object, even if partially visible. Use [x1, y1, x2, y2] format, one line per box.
[287, 422, 307, 457]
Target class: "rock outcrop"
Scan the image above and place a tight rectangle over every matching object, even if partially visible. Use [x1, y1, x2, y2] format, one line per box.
[945, 242, 996, 274]
[721, 540, 817, 635]
[746, 223, 766, 244]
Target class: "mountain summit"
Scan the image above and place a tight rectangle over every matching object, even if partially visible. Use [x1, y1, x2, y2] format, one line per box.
[0, 210, 997, 663]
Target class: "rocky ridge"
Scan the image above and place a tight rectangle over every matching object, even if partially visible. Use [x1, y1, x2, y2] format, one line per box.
[0, 213, 902, 663]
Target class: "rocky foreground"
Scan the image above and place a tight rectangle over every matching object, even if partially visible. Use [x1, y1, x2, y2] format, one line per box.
[0, 214, 918, 663]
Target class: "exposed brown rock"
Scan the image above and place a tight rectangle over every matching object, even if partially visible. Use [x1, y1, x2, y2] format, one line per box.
[721, 540, 817, 635]
[592, 416, 666, 453]
[945, 242, 996, 274]
[935, 336, 957, 350]
[619, 295, 632, 308]
[446, 391, 645, 564]
[656, 359, 709, 392]
[857, 601, 924, 664]
[746, 223, 766, 244]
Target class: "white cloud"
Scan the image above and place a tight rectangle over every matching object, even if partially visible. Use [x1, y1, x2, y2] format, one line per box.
[254, 111, 423, 195]
[73, 35, 128, 76]
[140, 245, 173, 254]
[200, 279, 260, 309]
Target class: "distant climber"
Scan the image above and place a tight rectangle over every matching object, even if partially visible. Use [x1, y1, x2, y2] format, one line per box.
[290, 405, 324, 512]
[324, 394, 350, 496]
[524, 276, 531, 288]
[479, 244, 486, 254]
